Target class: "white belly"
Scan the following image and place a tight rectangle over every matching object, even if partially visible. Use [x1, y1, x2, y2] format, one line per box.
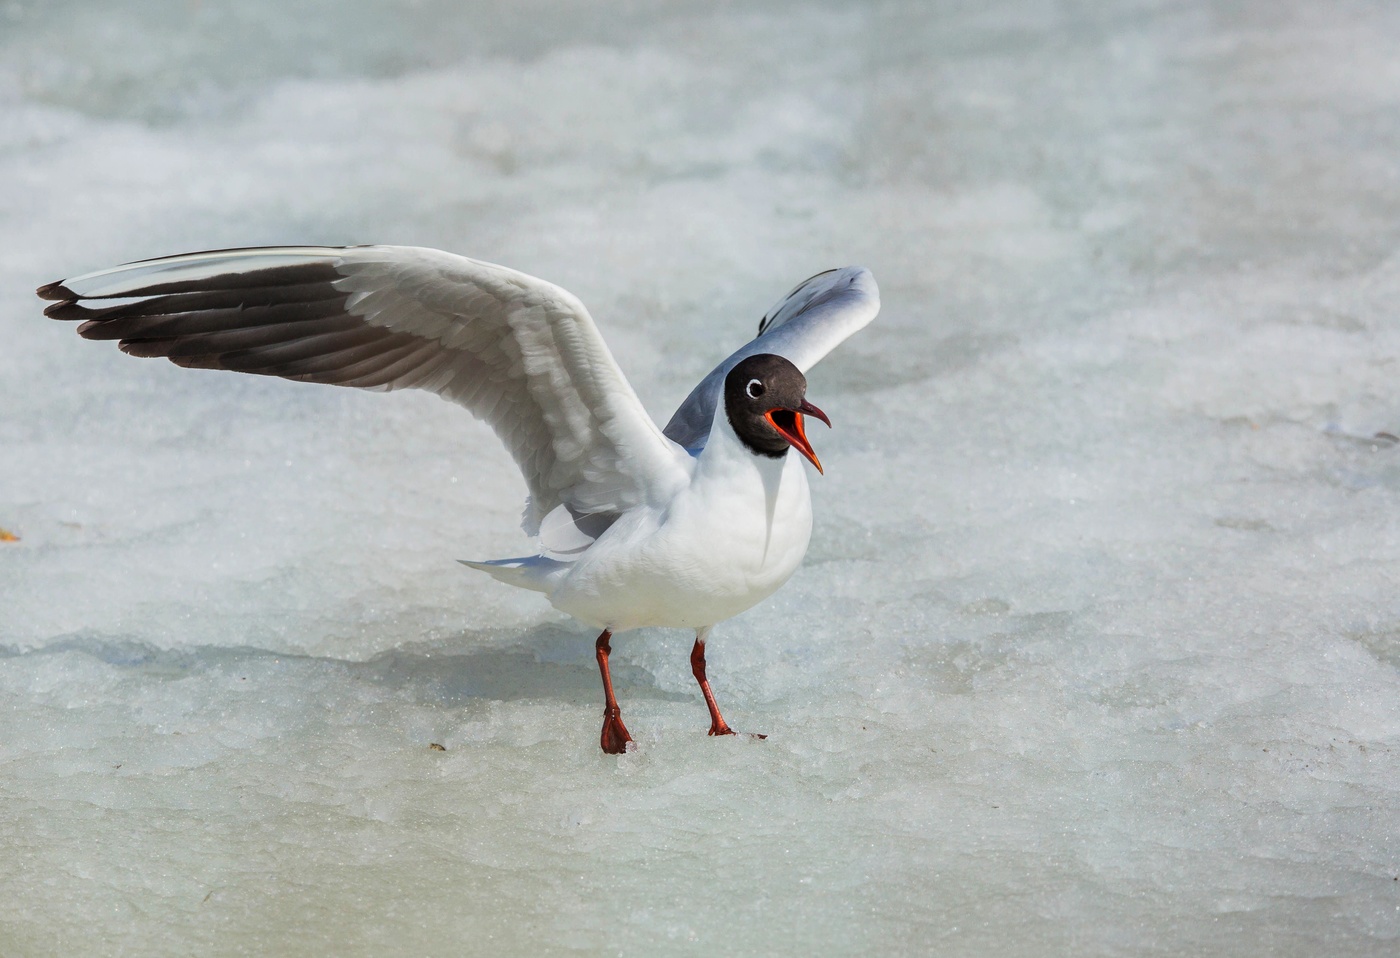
[548, 450, 813, 632]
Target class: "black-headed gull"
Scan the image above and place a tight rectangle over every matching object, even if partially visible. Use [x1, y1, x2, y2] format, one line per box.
[37, 247, 879, 753]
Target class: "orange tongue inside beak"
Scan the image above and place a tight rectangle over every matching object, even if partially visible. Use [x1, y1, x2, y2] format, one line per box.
[764, 399, 831, 474]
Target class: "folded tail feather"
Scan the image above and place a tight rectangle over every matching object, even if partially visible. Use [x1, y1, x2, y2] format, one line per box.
[457, 555, 570, 594]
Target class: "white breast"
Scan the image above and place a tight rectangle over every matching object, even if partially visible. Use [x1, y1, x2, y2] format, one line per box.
[546, 412, 813, 632]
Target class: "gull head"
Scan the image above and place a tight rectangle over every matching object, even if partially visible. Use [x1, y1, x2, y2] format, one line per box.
[723, 353, 830, 473]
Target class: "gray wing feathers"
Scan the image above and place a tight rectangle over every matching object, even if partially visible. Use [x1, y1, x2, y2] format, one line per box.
[662, 265, 879, 449]
[40, 245, 688, 532]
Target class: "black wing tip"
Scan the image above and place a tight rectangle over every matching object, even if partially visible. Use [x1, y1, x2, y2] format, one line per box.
[46, 301, 105, 323]
[45, 301, 98, 321]
[37, 248, 360, 309]
[37, 280, 75, 302]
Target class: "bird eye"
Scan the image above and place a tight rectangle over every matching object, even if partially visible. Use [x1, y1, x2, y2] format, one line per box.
[746, 378, 765, 399]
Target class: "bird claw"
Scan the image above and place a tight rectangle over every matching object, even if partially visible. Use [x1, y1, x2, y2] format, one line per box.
[708, 725, 766, 740]
[601, 708, 633, 755]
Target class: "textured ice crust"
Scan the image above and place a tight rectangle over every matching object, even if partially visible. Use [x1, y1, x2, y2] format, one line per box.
[2, 1, 1399, 955]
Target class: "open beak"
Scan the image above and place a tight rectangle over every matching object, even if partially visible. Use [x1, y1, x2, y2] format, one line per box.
[764, 399, 831, 474]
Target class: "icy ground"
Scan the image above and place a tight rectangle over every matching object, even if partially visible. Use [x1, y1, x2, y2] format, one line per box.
[3, 0, 1399, 954]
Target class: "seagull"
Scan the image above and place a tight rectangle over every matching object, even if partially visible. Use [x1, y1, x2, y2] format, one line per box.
[37, 247, 879, 753]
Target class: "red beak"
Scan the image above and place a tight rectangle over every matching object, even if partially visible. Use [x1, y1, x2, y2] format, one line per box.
[764, 399, 831, 474]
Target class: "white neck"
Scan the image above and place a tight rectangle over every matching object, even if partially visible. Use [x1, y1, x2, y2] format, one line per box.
[692, 401, 812, 525]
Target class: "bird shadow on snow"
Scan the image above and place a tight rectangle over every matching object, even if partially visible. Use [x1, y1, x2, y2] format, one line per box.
[363, 625, 690, 707]
[1, 626, 688, 709]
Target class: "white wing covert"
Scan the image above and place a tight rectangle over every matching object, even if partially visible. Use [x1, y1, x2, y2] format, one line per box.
[39, 246, 690, 533]
[662, 266, 879, 449]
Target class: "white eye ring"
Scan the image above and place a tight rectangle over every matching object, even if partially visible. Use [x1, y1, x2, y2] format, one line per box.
[746, 378, 765, 399]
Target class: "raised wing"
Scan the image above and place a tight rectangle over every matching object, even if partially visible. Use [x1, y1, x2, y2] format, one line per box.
[662, 266, 879, 449]
[38, 246, 691, 532]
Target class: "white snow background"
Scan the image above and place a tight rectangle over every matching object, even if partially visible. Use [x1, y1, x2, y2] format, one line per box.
[2, 1, 1399, 955]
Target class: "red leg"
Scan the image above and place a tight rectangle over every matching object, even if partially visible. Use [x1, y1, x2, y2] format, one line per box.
[595, 630, 633, 754]
[690, 636, 738, 737]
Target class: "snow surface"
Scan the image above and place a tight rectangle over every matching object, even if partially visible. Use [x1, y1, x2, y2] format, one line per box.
[3, 0, 1400, 954]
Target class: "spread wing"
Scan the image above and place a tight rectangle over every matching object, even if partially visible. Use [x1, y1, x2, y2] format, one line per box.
[38, 245, 691, 532]
[662, 265, 879, 449]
